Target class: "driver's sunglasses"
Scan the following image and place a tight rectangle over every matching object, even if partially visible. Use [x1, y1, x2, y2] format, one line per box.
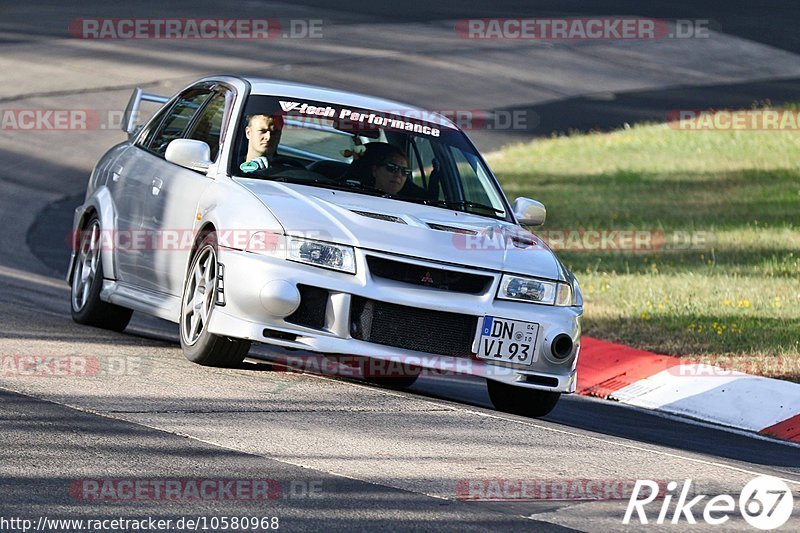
[382, 162, 412, 177]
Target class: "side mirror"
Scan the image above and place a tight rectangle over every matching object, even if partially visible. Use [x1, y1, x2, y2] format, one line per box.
[513, 197, 546, 226]
[165, 139, 213, 173]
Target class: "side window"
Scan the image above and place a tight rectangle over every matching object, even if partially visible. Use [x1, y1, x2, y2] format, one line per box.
[449, 146, 506, 213]
[148, 89, 211, 157]
[135, 104, 171, 150]
[186, 91, 228, 161]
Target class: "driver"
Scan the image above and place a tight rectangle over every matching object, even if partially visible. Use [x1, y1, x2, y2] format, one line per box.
[240, 114, 283, 172]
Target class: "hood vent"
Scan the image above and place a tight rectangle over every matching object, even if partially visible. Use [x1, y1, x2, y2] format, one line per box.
[351, 210, 407, 224]
[427, 223, 478, 235]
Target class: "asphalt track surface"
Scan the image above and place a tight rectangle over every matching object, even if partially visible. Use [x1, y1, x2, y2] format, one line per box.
[1, 1, 799, 531]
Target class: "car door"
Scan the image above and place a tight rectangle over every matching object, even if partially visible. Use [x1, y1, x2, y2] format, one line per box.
[106, 101, 176, 286]
[106, 146, 150, 285]
[116, 86, 214, 292]
[140, 86, 234, 297]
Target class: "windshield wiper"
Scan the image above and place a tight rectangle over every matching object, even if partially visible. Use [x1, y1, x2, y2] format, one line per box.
[270, 175, 395, 198]
[425, 199, 504, 215]
[367, 195, 505, 218]
[269, 175, 335, 187]
[336, 179, 395, 197]
[267, 176, 502, 217]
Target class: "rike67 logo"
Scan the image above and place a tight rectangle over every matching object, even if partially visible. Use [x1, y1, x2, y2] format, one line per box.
[624, 476, 795, 530]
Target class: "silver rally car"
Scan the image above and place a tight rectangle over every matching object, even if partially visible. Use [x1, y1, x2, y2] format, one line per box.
[68, 75, 583, 417]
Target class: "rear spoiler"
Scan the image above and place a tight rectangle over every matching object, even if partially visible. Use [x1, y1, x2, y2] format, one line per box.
[121, 88, 170, 139]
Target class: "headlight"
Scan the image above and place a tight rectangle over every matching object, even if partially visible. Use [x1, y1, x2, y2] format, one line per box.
[498, 274, 573, 306]
[286, 236, 356, 274]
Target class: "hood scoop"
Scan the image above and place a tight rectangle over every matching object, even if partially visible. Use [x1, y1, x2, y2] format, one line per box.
[351, 210, 407, 224]
[427, 223, 479, 235]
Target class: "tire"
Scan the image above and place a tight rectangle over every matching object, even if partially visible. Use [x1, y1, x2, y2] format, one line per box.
[180, 232, 251, 367]
[487, 379, 561, 418]
[70, 216, 133, 332]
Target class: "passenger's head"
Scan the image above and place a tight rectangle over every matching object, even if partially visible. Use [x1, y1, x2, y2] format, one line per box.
[351, 142, 410, 195]
[245, 114, 283, 159]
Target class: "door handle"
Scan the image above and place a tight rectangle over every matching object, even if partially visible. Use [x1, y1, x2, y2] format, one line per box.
[151, 177, 163, 196]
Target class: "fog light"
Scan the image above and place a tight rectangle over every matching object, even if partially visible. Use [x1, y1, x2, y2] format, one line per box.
[550, 334, 574, 359]
[259, 280, 301, 317]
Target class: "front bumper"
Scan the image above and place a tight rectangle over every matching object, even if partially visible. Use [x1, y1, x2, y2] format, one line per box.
[208, 247, 582, 393]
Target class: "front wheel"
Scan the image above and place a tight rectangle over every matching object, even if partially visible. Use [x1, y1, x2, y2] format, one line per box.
[487, 379, 561, 418]
[180, 233, 250, 367]
[70, 216, 132, 332]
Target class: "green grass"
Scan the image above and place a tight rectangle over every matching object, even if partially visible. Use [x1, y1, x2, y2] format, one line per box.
[487, 120, 800, 380]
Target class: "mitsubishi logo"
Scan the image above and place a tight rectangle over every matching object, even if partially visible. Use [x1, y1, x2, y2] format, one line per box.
[420, 271, 434, 284]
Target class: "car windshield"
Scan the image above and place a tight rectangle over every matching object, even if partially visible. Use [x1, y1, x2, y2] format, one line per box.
[232, 95, 510, 221]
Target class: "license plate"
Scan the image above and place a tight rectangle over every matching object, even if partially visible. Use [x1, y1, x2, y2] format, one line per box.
[475, 317, 539, 365]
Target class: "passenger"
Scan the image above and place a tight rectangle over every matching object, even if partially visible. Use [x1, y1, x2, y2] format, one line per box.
[240, 114, 283, 172]
[347, 142, 428, 197]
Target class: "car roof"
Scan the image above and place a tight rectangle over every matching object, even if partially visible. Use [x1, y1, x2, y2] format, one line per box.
[240, 76, 459, 130]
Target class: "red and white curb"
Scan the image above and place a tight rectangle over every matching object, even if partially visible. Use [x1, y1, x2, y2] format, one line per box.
[576, 338, 800, 443]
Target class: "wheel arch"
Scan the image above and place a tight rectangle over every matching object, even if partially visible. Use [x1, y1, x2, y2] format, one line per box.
[67, 187, 118, 285]
[184, 221, 218, 275]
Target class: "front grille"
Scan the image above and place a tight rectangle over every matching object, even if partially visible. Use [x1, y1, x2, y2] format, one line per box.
[285, 285, 328, 329]
[366, 256, 491, 294]
[350, 297, 477, 357]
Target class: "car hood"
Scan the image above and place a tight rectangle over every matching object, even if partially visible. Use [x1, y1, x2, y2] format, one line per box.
[239, 179, 563, 281]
